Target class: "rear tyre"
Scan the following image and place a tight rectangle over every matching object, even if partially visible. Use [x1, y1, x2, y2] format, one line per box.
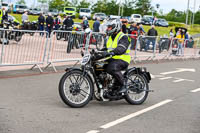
[125, 72, 149, 105]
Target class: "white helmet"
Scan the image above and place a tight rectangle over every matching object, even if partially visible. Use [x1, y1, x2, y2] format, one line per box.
[106, 19, 122, 36]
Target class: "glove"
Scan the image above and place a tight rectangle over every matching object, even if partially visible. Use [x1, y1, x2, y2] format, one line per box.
[100, 51, 115, 58]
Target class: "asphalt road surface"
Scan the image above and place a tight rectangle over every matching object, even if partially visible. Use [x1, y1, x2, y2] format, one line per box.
[0, 60, 200, 133]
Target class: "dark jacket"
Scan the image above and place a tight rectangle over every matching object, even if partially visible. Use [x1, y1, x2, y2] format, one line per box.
[2, 10, 8, 21]
[46, 16, 54, 28]
[38, 15, 45, 25]
[147, 28, 158, 36]
[63, 17, 74, 29]
[93, 20, 100, 32]
[122, 24, 127, 34]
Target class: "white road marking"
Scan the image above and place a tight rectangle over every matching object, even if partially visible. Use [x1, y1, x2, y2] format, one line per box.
[173, 78, 194, 83]
[159, 77, 172, 80]
[100, 99, 173, 129]
[190, 88, 200, 93]
[150, 74, 155, 79]
[160, 68, 195, 75]
[173, 79, 185, 83]
[86, 130, 99, 133]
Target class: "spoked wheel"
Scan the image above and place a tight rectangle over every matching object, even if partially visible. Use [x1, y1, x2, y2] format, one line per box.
[59, 70, 94, 108]
[125, 72, 149, 105]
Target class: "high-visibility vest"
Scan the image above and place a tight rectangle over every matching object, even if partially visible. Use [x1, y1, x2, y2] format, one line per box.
[106, 32, 131, 64]
[0, 9, 2, 23]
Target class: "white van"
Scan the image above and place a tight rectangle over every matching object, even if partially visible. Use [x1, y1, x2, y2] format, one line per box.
[130, 14, 142, 23]
[1, 2, 10, 12]
[79, 8, 91, 20]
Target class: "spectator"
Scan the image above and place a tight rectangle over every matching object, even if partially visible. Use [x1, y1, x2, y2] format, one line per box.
[169, 29, 174, 38]
[121, 21, 127, 34]
[128, 22, 138, 50]
[93, 17, 100, 32]
[152, 16, 157, 25]
[38, 13, 45, 36]
[22, 11, 29, 23]
[63, 15, 74, 31]
[2, 7, 8, 23]
[82, 16, 89, 30]
[145, 25, 158, 51]
[139, 24, 145, 35]
[54, 15, 62, 30]
[176, 30, 185, 55]
[99, 19, 108, 47]
[63, 15, 74, 41]
[185, 32, 189, 40]
[46, 13, 54, 38]
[137, 24, 145, 36]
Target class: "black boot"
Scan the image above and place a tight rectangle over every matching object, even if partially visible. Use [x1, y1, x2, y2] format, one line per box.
[118, 85, 127, 94]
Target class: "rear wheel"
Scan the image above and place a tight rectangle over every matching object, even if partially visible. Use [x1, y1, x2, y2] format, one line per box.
[125, 72, 149, 105]
[59, 70, 94, 108]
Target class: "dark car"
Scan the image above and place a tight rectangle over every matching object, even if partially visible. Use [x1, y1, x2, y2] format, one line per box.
[155, 19, 169, 27]
[29, 8, 41, 15]
[93, 13, 107, 21]
[141, 16, 153, 25]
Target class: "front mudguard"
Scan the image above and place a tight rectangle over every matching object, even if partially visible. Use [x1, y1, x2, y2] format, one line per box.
[65, 67, 94, 85]
[124, 67, 151, 83]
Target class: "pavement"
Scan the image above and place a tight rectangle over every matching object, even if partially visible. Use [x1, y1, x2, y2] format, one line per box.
[0, 60, 200, 133]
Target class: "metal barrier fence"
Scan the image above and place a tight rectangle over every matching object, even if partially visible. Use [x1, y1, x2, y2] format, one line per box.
[0, 29, 48, 72]
[46, 30, 105, 71]
[0, 28, 200, 72]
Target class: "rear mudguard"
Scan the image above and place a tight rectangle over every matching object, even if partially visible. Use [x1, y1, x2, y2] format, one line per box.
[124, 67, 151, 83]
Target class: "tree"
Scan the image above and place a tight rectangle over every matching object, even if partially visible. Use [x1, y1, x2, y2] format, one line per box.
[17, 0, 26, 4]
[91, 0, 108, 14]
[38, 0, 48, 3]
[49, 0, 65, 11]
[122, 0, 136, 16]
[134, 0, 152, 16]
[77, 0, 91, 12]
[194, 11, 200, 24]
[71, 0, 78, 7]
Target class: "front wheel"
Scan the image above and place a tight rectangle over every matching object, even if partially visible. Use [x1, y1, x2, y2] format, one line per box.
[59, 70, 94, 108]
[125, 72, 149, 105]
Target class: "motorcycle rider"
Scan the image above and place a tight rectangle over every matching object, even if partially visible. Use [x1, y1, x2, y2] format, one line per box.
[97, 19, 131, 94]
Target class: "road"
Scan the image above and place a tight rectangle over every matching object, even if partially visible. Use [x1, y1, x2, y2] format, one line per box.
[0, 60, 200, 133]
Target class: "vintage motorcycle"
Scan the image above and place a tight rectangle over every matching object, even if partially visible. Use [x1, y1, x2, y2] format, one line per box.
[59, 49, 152, 108]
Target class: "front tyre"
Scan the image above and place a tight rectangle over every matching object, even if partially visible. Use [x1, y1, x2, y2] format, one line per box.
[125, 72, 149, 105]
[59, 70, 94, 108]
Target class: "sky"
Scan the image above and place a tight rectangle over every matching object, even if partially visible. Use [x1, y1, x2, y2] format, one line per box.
[3, 0, 200, 14]
[151, 0, 200, 14]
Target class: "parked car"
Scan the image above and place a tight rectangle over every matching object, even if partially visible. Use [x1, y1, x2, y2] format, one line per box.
[79, 8, 91, 19]
[93, 13, 107, 21]
[155, 19, 169, 27]
[1, 2, 11, 12]
[130, 14, 142, 23]
[108, 15, 121, 20]
[48, 9, 59, 17]
[29, 8, 41, 15]
[13, 4, 29, 14]
[141, 15, 153, 25]
[64, 7, 76, 18]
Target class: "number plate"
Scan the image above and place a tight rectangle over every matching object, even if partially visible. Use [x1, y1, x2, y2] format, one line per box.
[81, 54, 91, 65]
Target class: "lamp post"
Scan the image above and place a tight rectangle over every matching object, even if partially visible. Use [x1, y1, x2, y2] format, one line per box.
[186, 0, 190, 25]
[192, 0, 196, 27]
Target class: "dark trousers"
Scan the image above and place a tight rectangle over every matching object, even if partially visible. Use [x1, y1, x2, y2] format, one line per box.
[39, 24, 44, 36]
[46, 26, 52, 38]
[105, 59, 128, 86]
